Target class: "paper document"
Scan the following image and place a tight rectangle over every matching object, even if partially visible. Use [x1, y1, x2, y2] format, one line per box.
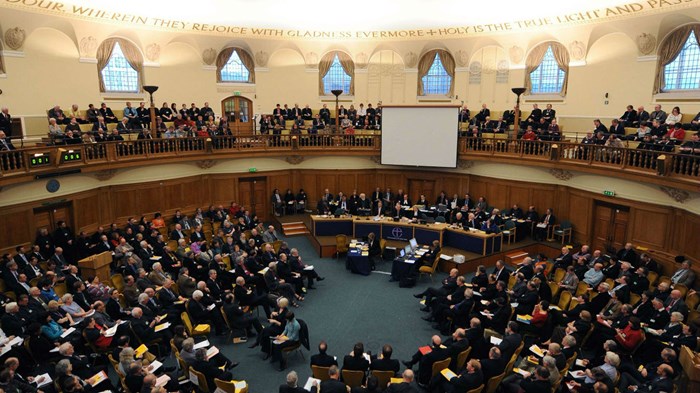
[104, 325, 118, 337]
[35, 373, 52, 388]
[155, 375, 171, 387]
[61, 327, 76, 338]
[303, 265, 314, 271]
[194, 340, 210, 350]
[155, 322, 171, 332]
[206, 346, 219, 359]
[529, 345, 545, 357]
[569, 370, 586, 379]
[206, 304, 216, 311]
[304, 377, 320, 391]
[490, 336, 502, 345]
[135, 344, 148, 358]
[513, 368, 529, 376]
[86, 371, 108, 387]
[440, 368, 457, 380]
[440, 255, 453, 260]
[147, 360, 163, 373]
[575, 359, 586, 367]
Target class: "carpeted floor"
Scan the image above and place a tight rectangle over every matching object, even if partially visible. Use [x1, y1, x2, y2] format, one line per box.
[165, 232, 453, 392]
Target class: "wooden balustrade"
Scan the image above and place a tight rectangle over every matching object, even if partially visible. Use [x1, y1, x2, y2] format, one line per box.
[1, 134, 698, 190]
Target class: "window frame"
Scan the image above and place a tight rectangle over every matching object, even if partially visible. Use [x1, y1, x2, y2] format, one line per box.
[101, 41, 140, 93]
[421, 53, 452, 96]
[322, 54, 352, 96]
[662, 30, 700, 92]
[529, 46, 566, 95]
[219, 50, 251, 83]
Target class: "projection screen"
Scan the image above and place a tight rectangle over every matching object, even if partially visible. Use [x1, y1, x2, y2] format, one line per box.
[380, 106, 459, 168]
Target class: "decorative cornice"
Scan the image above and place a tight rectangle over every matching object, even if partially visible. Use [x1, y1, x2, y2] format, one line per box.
[285, 155, 304, 165]
[549, 168, 574, 181]
[659, 186, 690, 203]
[457, 160, 474, 169]
[195, 160, 217, 169]
[94, 169, 117, 181]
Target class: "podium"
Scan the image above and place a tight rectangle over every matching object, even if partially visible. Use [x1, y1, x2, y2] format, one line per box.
[78, 252, 112, 282]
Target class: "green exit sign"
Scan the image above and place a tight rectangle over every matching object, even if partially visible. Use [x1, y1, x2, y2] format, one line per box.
[249, 167, 257, 172]
[603, 190, 615, 197]
[234, 91, 241, 96]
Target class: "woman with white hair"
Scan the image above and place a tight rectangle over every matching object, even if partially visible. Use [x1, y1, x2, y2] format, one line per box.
[250, 297, 290, 356]
[60, 294, 89, 324]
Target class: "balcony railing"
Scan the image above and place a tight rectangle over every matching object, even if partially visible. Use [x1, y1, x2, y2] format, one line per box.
[458, 136, 700, 182]
[2, 134, 698, 190]
[0, 134, 381, 179]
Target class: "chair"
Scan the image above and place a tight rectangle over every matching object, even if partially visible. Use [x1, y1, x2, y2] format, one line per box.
[282, 318, 309, 364]
[557, 290, 572, 311]
[502, 220, 517, 244]
[371, 370, 394, 389]
[431, 358, 451, 378]
[419, 252, 441, 282]
[5, 291, 16, 301]
[189, 368, 209, 393]
[552, 220, 573, 244]
[575, 281, 589, 297]
[483, 372, 506, 393]
[181, 311, 210, 337]
[335, 234, 349, 258]
[507, 275, 517, 290]
[118, 293, 128, 309]
[311, 365, 331, 381]
[629, 293, 641, 307]
[342, 369, 364, 388]
[552, 268, 566, 284]
[272, 240, 283, 254]
[466, 384, 484, 393]
[176, 353, 189, 374]
[53, 282, 68, 298]
[673, 283, 688, 298]
[647, 271, 659, 288]
[435, 216, 446, 223]
[82, 329, 111, 355]
[111, 273, 125, 292]
[379, 239, 387, 257]
[170, 339, 179, 359]
[456, 347, 472, 370]
[548, 282, 559, 298]
[214, 379, 248, 393]
[686, 292, 700, 311]
[568, 297, 579, 310]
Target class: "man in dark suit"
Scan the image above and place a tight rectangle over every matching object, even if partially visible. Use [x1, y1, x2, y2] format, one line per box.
[370, 344, 400, 374]
[191, 348, 233, 389]
[0, 302, 26, 336]
[0, 107, 12, 135]
[480, 347, 505, 382]
[498, 322, 523, 361]
[519, 366, 551, 393]
[319, 366, 348, 393]
[414, 335, 450, 386]
[414, 268, 459, 309]
[342, 343, 370, 373]
[279, 370, 317, 393]
[534, 208, 555, 241]
[442, 328, 470, 369]
[492, 260, 511, 284]
[625, 363, 674, 393]
[310, 341, 338, 368]
[433, 359, 483, 393]
[617, 242, 638, 265]
[385, 370, 419, 393]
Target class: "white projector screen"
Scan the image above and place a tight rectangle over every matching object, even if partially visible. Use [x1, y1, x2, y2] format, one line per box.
[381, 106, 458, 168]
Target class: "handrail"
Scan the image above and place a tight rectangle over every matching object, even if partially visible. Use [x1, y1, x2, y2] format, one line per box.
[0, 133, 381, 179]
[1, 134, 698, 189]
[457, 135, 700, 184]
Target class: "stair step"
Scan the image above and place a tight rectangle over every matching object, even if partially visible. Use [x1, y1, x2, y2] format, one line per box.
[284, 229, 310, 236]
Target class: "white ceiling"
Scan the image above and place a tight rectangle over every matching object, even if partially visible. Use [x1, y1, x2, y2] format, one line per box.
[65, 0, 662, 31]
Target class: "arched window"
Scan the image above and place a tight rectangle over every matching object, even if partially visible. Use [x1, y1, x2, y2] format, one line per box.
[417, 50, 455, 96]
[216, 47, 255, 83]
[660, 29, 700, 91]
[319, 51, 354, 95]
[97, 39, 144, 93]
[526, 43, 569, 96]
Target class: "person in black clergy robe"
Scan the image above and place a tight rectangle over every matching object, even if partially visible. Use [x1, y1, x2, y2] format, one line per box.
[370, 344, 400, 374]
[310, 341, 339, 368]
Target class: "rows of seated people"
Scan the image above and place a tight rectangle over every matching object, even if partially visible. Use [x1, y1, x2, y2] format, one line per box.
[0, 202, 326, 392]
[292, 187, 554, 238]
[280, 251, 698, 392]
[260, 102, 383, 137]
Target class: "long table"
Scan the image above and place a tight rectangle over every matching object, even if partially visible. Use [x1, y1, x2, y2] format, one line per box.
[309, 215, 502, 256]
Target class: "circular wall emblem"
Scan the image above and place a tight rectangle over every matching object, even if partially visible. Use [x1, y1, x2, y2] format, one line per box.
[46, 179, 60, 193]
[391, 227, 403, 239]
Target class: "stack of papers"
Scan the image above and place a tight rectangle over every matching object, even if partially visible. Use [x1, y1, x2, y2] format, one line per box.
[440, 369, 457, 380]
[512, 368, 529, 376]
[104, 325, 118, 337]
[155, 375, 171, 387]
[569, 370, 586, 379]
[575, 359, 586, 367]
[206, 346, 219, 360]
[146, 360, 163, 373]
[390, 378, 404, 384]
[303, 265, 314, 271]
[490, 336, 503, 345]
[193, 340, 210, 350]
[135, 344, 148, 358]
[516, 314, 532, 324]
[303, 378, 321, 391]
[34, 373, 52, 388]
[529, 345, 545, 357]
[258, 267, 269, 274]
[155, 322, 171, 332]
[86, 371, 108, 387]
[418, 346, 432, 355]
[61, 327, 76, 338]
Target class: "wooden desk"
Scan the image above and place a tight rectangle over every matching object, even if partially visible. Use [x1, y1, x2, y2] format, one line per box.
[78, 251, 112, 282]
[443, 227, 503, 256]
[310, 216, 354, 236]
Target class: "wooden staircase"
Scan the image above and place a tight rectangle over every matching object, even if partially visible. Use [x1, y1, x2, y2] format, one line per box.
[281, 221, 310, 237]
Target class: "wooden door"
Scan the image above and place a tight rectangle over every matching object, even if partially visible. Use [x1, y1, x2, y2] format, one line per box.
[408, 179, 436, 204]
[221, 96, 253, 134]
[592, 202, 630, 252]
[33, 203, 73, 233]
[238, 177, 268, 220]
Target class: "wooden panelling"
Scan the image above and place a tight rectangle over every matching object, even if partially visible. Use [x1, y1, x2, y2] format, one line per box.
[0, 210, 33, 251]
[508, 186, 532, 209]
[567, 192, 593, 246]
[630, 208, 669, 250]
[485, 183, 507, 211]
[74, 193, 101, 233]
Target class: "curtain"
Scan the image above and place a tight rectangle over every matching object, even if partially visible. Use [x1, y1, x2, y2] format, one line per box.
[653, 24, 700, 93]
[217, 47, 256, 83]
[523, 43, 550, 95]
[437, 50, 456, 96]
[96, 38, 144, 92]
[550, 42, 570, 96]
[318, 51, 354, 95]
[0, 40, 5, 74]
[417, 49, 455, 96]
[336, 51, 355, 95]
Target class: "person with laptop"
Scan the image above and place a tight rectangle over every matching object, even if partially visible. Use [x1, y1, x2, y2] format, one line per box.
[416, 240, 441, 271]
